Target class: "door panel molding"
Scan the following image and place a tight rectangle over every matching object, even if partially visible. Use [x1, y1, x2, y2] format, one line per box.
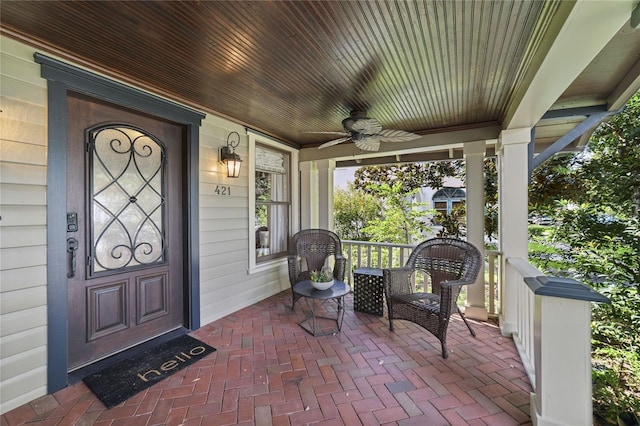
[88, 281, 129, 341]
[136, 273, 169, 324]
[38, 54, 204, 394]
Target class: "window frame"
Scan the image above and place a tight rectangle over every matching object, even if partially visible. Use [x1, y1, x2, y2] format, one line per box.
[247, 130, 299, 273]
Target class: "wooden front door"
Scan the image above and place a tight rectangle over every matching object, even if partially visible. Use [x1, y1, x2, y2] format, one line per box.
[66, 93, 185, 370]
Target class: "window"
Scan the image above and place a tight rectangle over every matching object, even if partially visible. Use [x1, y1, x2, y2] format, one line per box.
[248, 131, 298, 271]
[255, 145, 289, 262]
[432, 187, 466, 216]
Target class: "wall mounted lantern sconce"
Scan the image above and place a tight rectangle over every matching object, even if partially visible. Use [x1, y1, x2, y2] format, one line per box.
[219, 131, 242, 178]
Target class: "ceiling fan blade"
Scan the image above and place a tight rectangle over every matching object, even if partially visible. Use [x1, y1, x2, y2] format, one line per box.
[350, 118, 382, 134]
[318, 136, 352, 149]
[354, 137, 380, 151]
[301, 131, 349, 136]
[377, 129, 421, 142]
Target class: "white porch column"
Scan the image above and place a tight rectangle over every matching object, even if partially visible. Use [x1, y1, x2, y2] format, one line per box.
[316, 159, 336, 230]
[463, 141, 487, 321]
[497, 128, 530, 335]
[299, 161, 317, 229]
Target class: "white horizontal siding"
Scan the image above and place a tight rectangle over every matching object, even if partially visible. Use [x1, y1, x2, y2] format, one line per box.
[0, 161, 47, 185]
[0, 366, 46, 412]
[0, 74, 47, 107]
[0, 205, 46, 227]
[0, 345, 47, 381]
[0, 94, 46, 121]
[200, 239, 246, 257]
[198, 119, 290, 327]
[0, 45, 48, 88]
[0, 306, 47, 339]
[0, 246, 46, 271]
[0, 183, 46, 205]
[199, 206, 248, 221]
[0, 286, 47, 315]
[200, 257, 247, 282]
[0, 140, 47, 165]
[0, 327, 47, 358]
[0, 35, 49, 414]
[199, 217, 247, 233]
[0, 265, 46, 293]
[0, 226, 46, 248]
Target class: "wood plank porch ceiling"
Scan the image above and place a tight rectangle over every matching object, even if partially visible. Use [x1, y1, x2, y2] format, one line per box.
[1, 1, 639, 159]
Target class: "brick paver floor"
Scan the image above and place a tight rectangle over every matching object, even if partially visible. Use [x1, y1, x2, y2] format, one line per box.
[1, 290, 532, 425]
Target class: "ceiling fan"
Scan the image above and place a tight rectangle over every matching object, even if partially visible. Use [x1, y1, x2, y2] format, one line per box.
[306, 110, 420, 152]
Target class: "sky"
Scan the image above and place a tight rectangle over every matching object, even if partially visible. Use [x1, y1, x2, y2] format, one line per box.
[334, 166, 358, 189]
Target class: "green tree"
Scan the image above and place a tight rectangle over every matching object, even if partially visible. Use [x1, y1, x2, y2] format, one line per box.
[351, 164, 455, 244]
[529, 154, 584, 211]
[351, 160, 500, 242]
[583, 95, 640, 219]
[482, 158, 499, 240]
[333, 184, 380, 241]
[529, 93, 640, 219]
[433, 204, 466, 238]
[360, 182, 431, 244]
[353, 162, 462, 195]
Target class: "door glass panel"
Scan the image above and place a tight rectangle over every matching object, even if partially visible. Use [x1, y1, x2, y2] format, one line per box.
[89, 125, 166, 275]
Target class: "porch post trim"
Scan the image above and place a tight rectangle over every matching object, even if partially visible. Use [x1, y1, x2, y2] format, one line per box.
[45, 80, 69, 393]
[316, 159, 336, 231]
[497, 128, 531, 336]
[463, 141, 487, 320]
[299, 161, 315, 229]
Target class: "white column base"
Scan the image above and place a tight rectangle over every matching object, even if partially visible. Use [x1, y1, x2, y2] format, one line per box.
[531, 393, 568, 426]
[464, 305, 488, 321]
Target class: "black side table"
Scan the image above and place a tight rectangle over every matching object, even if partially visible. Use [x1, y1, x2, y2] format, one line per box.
[293, 280, 350, 336]
[353, 268, 384, 316]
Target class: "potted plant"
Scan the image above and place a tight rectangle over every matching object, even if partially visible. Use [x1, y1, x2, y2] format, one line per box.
[310, 268, 334, 290]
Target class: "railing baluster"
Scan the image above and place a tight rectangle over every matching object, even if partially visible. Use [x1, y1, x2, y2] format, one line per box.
[345, 242, 353, 285]
[486, 250, 501, 318]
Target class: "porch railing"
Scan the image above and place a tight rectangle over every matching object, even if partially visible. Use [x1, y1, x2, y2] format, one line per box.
[341, 240, 501, 318]
[341, 240, 414, 280]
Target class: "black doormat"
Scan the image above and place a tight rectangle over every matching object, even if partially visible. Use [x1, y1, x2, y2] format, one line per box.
[83, 334, 216, 408]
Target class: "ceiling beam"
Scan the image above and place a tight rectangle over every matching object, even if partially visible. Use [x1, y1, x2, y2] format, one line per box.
[541, 105, 607, 120]
[299, 124, 502, 163]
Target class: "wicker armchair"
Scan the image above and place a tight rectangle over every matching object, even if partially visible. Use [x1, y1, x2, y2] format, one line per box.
[287, 229, 346, 309]
[383, 238, 482, 358]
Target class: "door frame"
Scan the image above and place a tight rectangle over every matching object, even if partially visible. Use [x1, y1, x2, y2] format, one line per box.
[36, 54, 205, 393]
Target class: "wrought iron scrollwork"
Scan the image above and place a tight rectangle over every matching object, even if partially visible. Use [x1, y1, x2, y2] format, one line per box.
[89, 125, 166, 274]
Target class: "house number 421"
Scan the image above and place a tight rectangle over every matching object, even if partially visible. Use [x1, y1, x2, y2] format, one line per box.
[214, 185, 231, 196]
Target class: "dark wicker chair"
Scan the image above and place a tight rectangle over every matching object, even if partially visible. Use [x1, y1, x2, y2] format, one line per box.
[383, 238, 482, 358]
[287, 229, 346, 309]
